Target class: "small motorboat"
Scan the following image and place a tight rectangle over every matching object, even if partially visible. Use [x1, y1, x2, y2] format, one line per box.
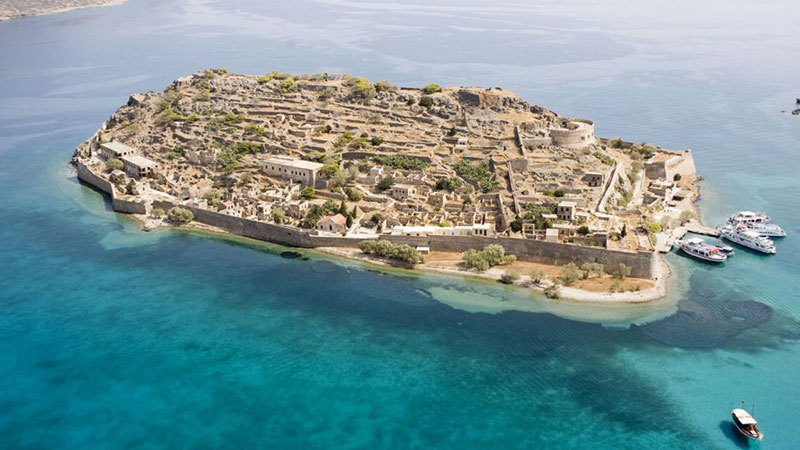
[731, 407, 763, 441]
[715, 244, 735, 256]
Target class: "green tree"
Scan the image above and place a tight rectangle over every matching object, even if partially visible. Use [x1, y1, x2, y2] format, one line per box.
[501, 270, 520, 285]
[346, 214, 354, 228]
[377, 176, 394, 191]
[300, 186, 315, 199]
[435, 177, 463, 192]
[613, 263, 632, 279]
[577, 225, 590, 236]
[204, 189, 223, 207]
[559, 263, 581, 285]
[106, 158, 123, 172]
[271, 206, 286, 224]
[530, 268, 546, 284]
[151, 208, 164, 219]
[167, 207, 194, 224]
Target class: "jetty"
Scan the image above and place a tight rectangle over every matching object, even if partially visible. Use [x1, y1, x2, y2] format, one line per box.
[657, 220, 719, 253]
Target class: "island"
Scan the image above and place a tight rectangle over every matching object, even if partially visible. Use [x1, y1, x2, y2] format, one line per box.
[72, 69, 703, 302]
[0, 0, 128, 21]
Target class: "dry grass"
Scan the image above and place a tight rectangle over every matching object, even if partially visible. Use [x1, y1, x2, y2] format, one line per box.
[423, 251, 653, 293]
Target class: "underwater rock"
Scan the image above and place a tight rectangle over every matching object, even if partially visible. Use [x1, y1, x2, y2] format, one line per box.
[280, 251, 302, 259]
[640, 300, 772, 348]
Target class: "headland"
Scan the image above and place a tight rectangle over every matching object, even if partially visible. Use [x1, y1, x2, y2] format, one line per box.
[0, 0, 129, 21]
[71, 69, 702, 302]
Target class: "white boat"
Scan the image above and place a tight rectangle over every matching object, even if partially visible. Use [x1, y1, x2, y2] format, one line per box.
[720, 225, 777, 254]
[731, 407, 763, 441]
[743, 222, 787, 238]
[676, 238, 727, 263]
[714, 244, 735, 256]
[727, 211, 770, 225]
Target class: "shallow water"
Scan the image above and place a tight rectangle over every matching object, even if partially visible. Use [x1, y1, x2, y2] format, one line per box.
[1, 0, 799, 448]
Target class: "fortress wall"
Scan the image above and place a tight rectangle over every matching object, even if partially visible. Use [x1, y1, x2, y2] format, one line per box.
[81, 163, 654, 279]
[645, 151, 696, 181]
[382, 235, 655, 279]
[112, 198, 147, 214]
[152, 200, 316, 248]
[76, 162, 114, 195]
[550, 119, 595, 149]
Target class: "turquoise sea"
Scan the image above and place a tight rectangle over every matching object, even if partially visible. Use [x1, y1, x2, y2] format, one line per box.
[1, 0, 799, 448]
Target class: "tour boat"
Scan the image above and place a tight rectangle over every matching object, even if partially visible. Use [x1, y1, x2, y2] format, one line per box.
[720, 225, 777, 254]
[743, 222, 787, 238]
[676, 238, 727, 263]
[731, 407, 763, 441]
[727, 211, 770, 225]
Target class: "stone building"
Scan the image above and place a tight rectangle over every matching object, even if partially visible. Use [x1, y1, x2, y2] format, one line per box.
[390, 184, 417, 201]
[317, 214, 347, 233]
[262, 157, 323, 186]
[120, 154, 158, 178]
[556, 200, 576, 222]
[582, 171, 604, 187]
[98, 141, 136, 159]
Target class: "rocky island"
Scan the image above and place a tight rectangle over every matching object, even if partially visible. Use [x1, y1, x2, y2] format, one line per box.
[72, 69, 703, 301]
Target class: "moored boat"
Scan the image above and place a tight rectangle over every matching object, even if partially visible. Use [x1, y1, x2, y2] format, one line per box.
[676, 238, 727, 263]
[731, 407, 763, 441]
[743, 222, 787, 238]
[714, 244, 735, 256]
[720, 225, 776, 254]
[727, 211, 770, 225]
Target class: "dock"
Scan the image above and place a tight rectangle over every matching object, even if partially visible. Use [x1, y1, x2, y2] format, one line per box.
[657, 220, 720, 253]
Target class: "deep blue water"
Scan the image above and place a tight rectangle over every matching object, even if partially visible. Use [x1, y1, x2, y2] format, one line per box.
[1, 0, 799, 448]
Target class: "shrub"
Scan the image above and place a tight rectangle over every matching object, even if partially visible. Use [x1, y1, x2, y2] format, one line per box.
[613, 263, 632, 279]
[610, 138, 624, 148]
[106, 158, 123, 172]
[423, 83, 442, 94]
[530, 269, 546, 284]
[167, 207, 194, 224]
[580, 263, 604, 279]
[375, 80, 396, 93]
[419, 95, 433, 108]
[544, 284, 561, 299]
[358, 240, 423, 265]
[462, 245, 515, 271]
[593, 151, 615, 166]
[345, 187, 363, 202]
[377, 176, 394, 191]
[280, 77, 295, 92]
[370, 136, 384, 146]
[151, 208, 164, 218]
[346, 77, 376, 100]
[271, 206, 286, 224]
[375, 155, 429, 170]
[455, 160, 499, 193]
[501, 270, 520, 284]
[435, 177, 463, 192]
[245, 125, 266, 136]
[203, 189, 223, 207]
[577, 225, 590, 236]
[559, 263, 581, 285]
[370, 213, 384, 226]
[673, 173, 682, 181]
[300, 186, 315, 199]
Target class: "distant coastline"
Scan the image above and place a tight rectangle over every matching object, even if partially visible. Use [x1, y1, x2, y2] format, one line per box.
[0, 0, 129, 21]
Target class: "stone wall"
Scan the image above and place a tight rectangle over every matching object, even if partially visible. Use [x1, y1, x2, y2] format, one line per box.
[549, 119, 595, 149]
[382, 234, 655, 278]
[77, 163, 655, 279]
[645, 150, 696, 181]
